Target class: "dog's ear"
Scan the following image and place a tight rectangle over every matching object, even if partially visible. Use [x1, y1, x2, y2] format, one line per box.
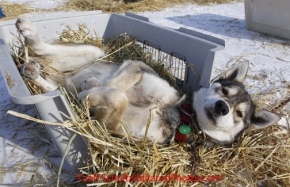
[251, 107, 280, 129]
[219, 61, 249, 83]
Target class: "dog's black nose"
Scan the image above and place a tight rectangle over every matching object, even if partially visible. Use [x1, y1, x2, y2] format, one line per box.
[214, 100, 229, 115]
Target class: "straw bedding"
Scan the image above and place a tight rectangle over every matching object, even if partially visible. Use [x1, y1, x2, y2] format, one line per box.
[60, 0, 242, 13]
[8, 14, 290, 187]
[0, 3, 33, 21]
[1, 0, 242, 21]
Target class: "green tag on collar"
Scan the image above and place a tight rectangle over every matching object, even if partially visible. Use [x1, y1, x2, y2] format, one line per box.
[179, 125, 191, 135]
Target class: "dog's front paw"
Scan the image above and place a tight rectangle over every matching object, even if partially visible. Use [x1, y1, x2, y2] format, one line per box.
[15, 17, 38, 39]
[20, 61, 41, 80]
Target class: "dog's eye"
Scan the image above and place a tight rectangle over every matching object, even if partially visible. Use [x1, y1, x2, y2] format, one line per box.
[221, 88, 228, 95]
[236, 111, 243, 118]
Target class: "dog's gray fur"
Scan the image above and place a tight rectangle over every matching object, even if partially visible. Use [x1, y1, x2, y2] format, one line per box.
[16, 17, 184, 144]
[16, 17, 280, 145]
[193, 61, 280, 145]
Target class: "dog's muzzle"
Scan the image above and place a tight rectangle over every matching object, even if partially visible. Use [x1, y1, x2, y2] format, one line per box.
[214, 100, 229, 115]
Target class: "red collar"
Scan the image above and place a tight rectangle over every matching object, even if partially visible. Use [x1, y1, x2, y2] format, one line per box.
[175, 103, 192, 142]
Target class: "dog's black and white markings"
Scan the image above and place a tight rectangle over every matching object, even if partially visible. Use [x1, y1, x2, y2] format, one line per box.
[193, 61, 280, 145]
[16, 18, 280, 145]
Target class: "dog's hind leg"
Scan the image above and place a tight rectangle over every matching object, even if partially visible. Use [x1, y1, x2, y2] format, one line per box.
[15, 17, 105, 72]
[78, 87, 129, 131]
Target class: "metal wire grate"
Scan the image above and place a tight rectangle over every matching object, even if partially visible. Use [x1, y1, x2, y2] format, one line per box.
[136, 40, 187, 84]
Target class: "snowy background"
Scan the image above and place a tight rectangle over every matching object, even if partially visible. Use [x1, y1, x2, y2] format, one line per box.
[0, 0, 289, 186]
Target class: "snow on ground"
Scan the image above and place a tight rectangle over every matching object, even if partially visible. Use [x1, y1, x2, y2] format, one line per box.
[138, 2, 290, 125]
[138, 3, 290, 94]
[0, 1, 289, 186]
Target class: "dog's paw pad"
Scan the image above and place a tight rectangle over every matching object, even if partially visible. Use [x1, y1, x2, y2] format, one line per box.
[15, 18, 38, 38]
[21, 61, 41, 80]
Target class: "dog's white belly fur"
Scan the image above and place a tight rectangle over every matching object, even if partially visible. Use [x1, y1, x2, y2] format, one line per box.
[121, 104, 153, 139]
[65, 62, 181, 143]
[131, 73, 180, 106]
[64, 62, 118, 93]
[63, 61, 180, 105]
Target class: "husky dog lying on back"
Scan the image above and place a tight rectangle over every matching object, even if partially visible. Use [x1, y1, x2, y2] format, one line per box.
[16, 17, 184, 144]
[16, 17, 280, 145]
